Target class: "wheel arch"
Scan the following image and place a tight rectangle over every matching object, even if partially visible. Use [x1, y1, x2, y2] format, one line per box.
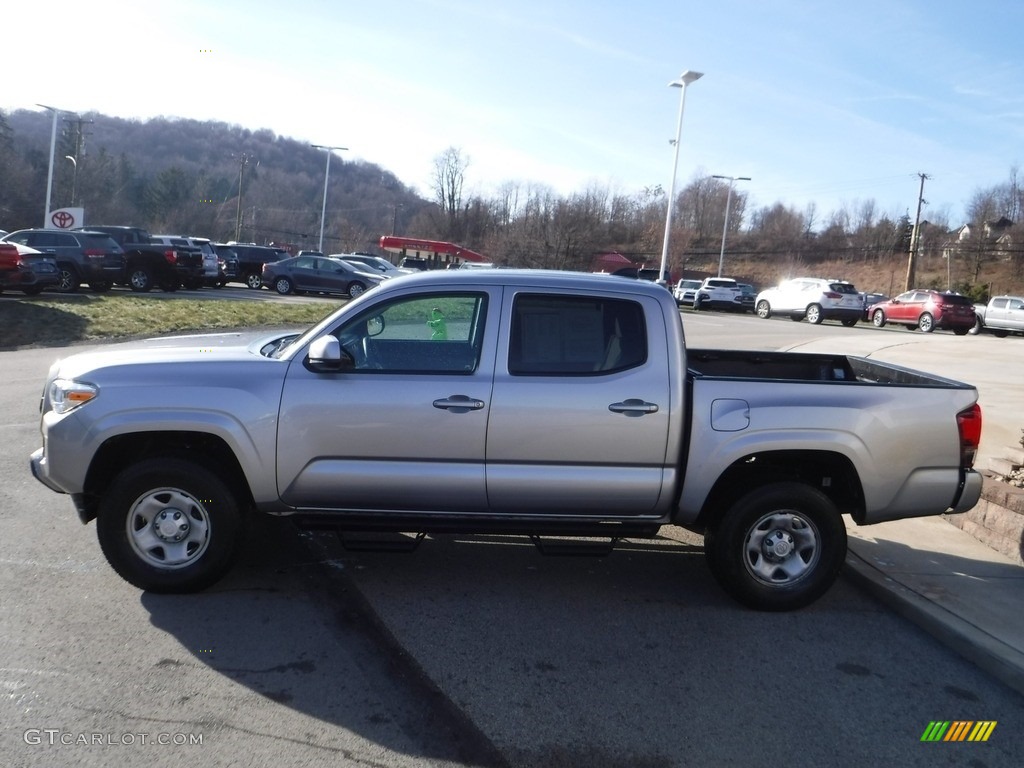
[688, 450, 864, 531]
[80, 431, 254, 523]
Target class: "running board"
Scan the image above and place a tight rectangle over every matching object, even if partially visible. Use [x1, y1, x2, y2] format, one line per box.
[529, 535, 618, 557]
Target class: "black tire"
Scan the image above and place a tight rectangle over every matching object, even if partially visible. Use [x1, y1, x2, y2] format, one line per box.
[755, 300, 771, 319]
[96, 458, 243, 593]
[789, 314, 803, 322]
[872, 309, 886, 328]
[128, 267, 153, 293]
[89, 280, 111, 293]
[805, 303, 824, 324]
[840, 318, 858, 327]
[917, 313, 934, 333]
[246, 272, 263, 290]
[21, 286, 45, 296]
[953, 327, 971, 336]
[704, 482, 846, 611]
[56, 265, 80, 293]
[348, 281, 367, 298]
[274, 276, 293, 295]
[993, 329, 1009, 338]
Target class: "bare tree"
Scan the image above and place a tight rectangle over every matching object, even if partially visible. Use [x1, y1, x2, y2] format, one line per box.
[432, 146, 469, 240]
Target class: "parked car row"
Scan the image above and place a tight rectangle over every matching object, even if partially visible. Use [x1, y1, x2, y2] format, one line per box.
[261, 253, 406, 298]
[0, 229, 126, 292]
[0, 226, 408, 298]
[671, 277, 755, 312]
[672, 274, 993, 336]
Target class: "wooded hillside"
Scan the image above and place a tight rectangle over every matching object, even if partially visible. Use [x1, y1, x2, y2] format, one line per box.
[2, 108, 1021, 297]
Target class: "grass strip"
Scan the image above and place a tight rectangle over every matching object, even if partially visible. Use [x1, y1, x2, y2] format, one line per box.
[0, 294, 340, 349]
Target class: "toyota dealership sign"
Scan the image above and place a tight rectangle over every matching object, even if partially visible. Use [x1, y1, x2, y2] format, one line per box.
[45, 207, 85, 229]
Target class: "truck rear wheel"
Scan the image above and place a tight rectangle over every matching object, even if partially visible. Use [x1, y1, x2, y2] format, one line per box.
[704, 482, 846, 611]
[128, 267, 153, 292]
[96, 458, 243, 593]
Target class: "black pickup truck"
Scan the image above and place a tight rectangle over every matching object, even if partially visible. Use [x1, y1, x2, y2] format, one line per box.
[220, 242, 290, 288]
[79, 226, 205, 292]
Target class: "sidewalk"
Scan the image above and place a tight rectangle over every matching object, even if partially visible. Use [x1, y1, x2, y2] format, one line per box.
[845, 514, 1024, 697]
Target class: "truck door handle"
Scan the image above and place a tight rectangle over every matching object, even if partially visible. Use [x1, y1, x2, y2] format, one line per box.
[608, 399, 659, 416]
[432, 395, 485, 413]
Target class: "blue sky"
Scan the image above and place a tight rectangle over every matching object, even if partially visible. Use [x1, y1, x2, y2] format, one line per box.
[6, 0, 1023, 226]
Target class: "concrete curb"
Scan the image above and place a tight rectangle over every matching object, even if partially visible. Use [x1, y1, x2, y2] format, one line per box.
[844, 549, 1024, 698]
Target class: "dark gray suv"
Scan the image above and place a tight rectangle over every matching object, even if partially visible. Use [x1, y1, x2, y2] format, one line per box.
[0, 229, 124, 292]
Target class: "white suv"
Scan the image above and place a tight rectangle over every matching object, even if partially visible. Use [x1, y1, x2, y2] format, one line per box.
[694, 277, 749, 312]
[755, 277, 862, 325]
[672, 278, 702, 306]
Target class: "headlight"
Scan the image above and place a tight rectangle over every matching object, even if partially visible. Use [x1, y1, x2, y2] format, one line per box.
[49, 379, 98, 414]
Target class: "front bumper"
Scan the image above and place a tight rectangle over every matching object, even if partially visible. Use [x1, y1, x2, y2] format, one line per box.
[30, 447, 64, 494]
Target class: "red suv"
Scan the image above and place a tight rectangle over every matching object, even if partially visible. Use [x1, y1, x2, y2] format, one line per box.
[868, 290, 976, 334]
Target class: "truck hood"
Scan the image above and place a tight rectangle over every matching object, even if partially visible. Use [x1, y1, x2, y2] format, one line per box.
[51, 330, 294, 380]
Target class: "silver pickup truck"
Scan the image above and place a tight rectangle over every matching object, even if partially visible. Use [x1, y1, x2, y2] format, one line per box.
[30, 270, 984, 610]
[971, 295, 1024, 337]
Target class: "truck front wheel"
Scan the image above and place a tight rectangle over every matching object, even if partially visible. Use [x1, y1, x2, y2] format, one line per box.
[96, 458, 243, 593]
[704, 482, 846, 611]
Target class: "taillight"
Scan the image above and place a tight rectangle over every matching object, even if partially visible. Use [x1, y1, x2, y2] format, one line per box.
[164, 249, 178, 265]
[823, 291, 841, 299]
[956, 403, 982, 468]
[83, 249, 106, 259]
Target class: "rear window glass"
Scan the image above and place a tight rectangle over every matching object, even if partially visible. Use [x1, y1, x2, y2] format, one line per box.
[939, 293, 973, 306]
[509, 294, 647, 376]
[829, 283, 858, 294]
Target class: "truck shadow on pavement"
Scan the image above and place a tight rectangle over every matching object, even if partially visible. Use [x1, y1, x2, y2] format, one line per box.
[0, 298, 90, 349]
[141, 515, 1024, 768]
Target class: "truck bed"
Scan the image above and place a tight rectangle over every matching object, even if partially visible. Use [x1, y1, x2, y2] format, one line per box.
[687, 349, 969, 388]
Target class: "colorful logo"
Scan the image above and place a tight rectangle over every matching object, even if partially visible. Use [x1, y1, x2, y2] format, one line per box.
[921, 721, 996, 742]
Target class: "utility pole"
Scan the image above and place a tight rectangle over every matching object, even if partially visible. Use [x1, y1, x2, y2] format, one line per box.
[234, 153, 253, 242]
[904, 173, 929, 291]
[61, 116, 93, 208]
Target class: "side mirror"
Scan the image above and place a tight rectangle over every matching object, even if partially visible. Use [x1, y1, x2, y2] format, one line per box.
[307, 336, 346, 371]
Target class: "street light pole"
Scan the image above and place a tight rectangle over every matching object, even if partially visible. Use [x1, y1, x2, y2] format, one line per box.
[658, 71, 703, 286]
[312, 144, 348, 252]
[711, 175, 751, 277]
[37, 104, 63, 227]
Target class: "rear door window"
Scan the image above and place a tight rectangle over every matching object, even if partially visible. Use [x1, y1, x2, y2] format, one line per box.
[509, 294, 647, 376]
